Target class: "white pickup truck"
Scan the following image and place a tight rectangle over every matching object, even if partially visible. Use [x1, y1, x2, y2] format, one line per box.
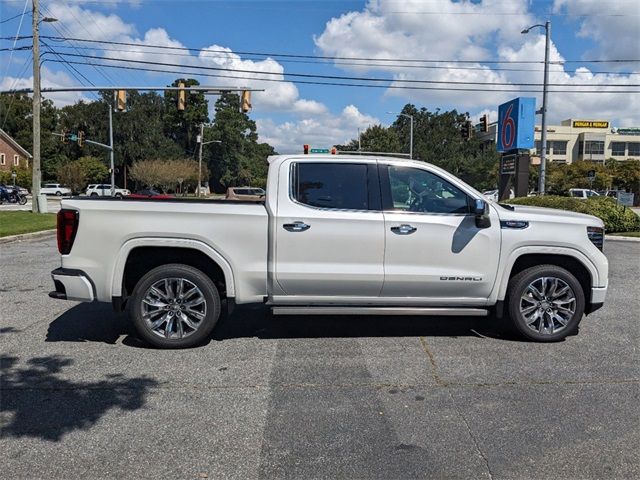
[50, 155, 608, 348]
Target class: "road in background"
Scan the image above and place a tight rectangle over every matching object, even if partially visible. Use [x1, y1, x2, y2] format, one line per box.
[0, 196, 63, 213]
[1, 238, 638, 479]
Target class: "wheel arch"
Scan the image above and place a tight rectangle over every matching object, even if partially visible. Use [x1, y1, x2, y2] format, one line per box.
[112, 238, 235, 301]
[496, 248, 597, 305]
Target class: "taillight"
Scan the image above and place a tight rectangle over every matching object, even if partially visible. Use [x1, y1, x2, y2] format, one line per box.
[57, 209, 79, 254]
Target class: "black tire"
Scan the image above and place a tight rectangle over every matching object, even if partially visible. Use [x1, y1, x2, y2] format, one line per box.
[115, 193, 122, 198]
[18, 195, 27, 205]
[128, 264, 221, 349]
[506, 264, 585, 342]
[90, 192, 98, 197]
[55, 191, 62, 196]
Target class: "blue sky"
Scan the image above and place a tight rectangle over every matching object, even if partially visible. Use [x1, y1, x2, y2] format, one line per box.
[1, 0, 639, 152]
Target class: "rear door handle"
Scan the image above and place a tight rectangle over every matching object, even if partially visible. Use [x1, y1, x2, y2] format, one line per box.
[283, 221, 310, 232]
[391, 224, 417, 235]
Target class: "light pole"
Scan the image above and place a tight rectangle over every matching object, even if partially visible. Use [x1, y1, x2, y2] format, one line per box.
[197, 123, 221, 197]
[522, 21, 550, 195]
[387, 112, 414, 159]
[31, 1, 57, 213]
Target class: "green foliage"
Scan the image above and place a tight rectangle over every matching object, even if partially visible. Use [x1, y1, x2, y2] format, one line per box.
[337, 105, 500, 191]
[163, 78, 209, 154]
[207, 92, 274, 190]
[129, 158, 208, 193]
[0, 163, 32, 190]
[75, 156, 109, 182]
[56, 161, 86, 194]
[507, 195, 640, 232]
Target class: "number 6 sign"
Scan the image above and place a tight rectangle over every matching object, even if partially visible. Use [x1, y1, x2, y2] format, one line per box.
[497, 97, 536, 152]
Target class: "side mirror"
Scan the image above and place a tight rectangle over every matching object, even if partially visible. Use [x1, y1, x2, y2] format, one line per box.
[474, 199, 491, 229]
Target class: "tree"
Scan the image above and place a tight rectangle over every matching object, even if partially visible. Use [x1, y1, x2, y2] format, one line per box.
[129, 158, 207, 193]
[206, 92, 274, 190]
[56, 162, 87, 194]
[163, 78, 209, 154]
[0, 164, 32, 189]
[76, 156, 109, 183]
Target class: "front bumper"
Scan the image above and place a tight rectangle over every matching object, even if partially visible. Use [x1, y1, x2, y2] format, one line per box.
[586, 286, 607, 315]
[49, 267, 95, 302]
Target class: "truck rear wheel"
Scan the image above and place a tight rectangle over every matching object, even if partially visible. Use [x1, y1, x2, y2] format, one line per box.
[129, 263, 221, 348]
[506, 264, 585, 342]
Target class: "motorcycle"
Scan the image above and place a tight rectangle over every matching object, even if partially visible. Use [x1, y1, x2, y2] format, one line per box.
[0, 186, 28, 205]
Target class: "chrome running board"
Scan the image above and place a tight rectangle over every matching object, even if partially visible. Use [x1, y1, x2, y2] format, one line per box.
[271, 307, 488, 316]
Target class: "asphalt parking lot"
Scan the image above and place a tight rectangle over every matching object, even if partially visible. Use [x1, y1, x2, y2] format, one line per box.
[1, 237, 638, 479]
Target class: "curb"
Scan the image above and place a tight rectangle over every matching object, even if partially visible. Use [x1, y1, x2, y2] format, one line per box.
[606, 235, 640, 243]
[0, 229, 56, 244]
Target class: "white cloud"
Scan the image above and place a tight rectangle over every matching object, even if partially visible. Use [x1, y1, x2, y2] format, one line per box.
[0, 67, 90, 106]
[314, 0, 640, 125]
[257, 105, 379, 153]
[553, 0, 640, 61]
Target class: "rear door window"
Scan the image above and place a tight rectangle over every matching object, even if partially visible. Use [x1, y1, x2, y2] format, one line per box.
[292, 163, 369, 210]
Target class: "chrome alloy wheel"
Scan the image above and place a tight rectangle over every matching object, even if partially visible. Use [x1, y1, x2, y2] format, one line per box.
[519, 277, 576, 335]
[141, 278, 207, 339]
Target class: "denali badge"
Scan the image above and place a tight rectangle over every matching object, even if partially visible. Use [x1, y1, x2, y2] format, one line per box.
[440, 276, 482, 281]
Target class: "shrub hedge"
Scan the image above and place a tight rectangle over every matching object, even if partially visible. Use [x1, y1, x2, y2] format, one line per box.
[506, 195, 640, 233]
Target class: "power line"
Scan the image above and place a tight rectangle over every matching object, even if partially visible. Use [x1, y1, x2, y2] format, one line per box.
[1, 53, 33, 130]
[39, 1, 117, 86]
[0, 11, 28, 24]
[34, 35, 640, 65]
[43, 58, 640, 94]
[29, 43, 640, 76]
[47, 51, 640, 87]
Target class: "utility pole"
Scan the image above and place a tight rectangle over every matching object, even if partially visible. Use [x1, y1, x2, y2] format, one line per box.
[31, 0, 41, 213]
[198, 123, 204, 197]
[109, 105, 115, 196]
[539, 20, 551, 195]
[522, 21, 551, 194]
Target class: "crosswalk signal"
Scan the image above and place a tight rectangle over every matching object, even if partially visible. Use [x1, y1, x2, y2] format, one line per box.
[331, 147, 337, 155]
[303, 144, 310, 154]
[177, 82, 186, 111]
[241, 90, 252, 113]
[116, 90, 126, 111]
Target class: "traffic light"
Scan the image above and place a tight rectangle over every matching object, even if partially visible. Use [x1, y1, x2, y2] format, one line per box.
[61, 130, 69, 144]
[116, 90, 126, 111]
[77, 130, 85, 148]
[177, 82, 186, 111]
[480, 114, 488, 132]
[303, 144, 309, 154]
[461, 121, 472, 140]
[241, 90, 251, 113]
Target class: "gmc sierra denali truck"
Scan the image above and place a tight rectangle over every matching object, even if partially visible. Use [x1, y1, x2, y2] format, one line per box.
[50, 155, 608, 348]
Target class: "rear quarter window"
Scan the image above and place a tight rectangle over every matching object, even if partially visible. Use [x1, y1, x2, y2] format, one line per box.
[292, 162, 368, 210]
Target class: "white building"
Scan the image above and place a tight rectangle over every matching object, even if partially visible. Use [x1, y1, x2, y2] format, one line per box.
[479, 119, 640, 164]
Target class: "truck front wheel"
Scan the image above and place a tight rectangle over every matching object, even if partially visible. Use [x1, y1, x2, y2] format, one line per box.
[506, 265, 585, 342]
[129, 263, 221, 348]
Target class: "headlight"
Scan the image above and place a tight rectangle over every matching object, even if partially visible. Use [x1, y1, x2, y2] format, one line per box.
[587, 226, 604, 251]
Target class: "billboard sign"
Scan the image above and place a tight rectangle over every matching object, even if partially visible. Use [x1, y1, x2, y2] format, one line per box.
[497, 97, 536, 152]
[572, 120, 609, 129]
[500, 154, 517, 175]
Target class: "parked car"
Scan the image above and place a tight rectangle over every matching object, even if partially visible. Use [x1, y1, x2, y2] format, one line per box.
[482, 189, 514, 202]
[128, 189, 174, 199]
[50, 154, 608, 348]
[225, 187, 266, 201]
[569, 188, 600, 199]
[86, 184, 130, 198]
[40, 183, 71, 196]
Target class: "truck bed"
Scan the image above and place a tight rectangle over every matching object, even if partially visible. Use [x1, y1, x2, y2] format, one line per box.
[59, 197, 269, 303]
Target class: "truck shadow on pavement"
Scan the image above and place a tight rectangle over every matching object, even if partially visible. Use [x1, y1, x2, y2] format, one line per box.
[0, 354, 158, 442]
[45, 301, 514, 348]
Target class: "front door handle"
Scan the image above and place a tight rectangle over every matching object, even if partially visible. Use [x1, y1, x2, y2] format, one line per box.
[391, 224, 417, 235]
[283, 221, 311, 232]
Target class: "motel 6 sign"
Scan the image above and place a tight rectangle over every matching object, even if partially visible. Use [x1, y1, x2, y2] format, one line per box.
[497, 97, 536, 152]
